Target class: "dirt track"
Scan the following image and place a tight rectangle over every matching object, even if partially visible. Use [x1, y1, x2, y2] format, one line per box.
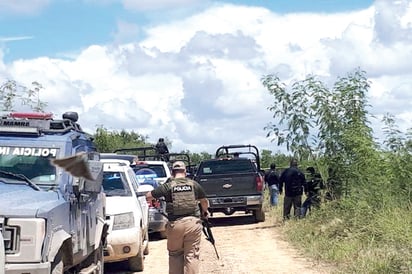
[106, 212, 333, 274]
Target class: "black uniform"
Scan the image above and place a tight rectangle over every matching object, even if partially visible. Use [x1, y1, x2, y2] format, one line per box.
[279, 165, 306, 219]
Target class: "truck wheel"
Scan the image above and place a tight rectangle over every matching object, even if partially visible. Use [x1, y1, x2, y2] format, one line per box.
[128, 248, 144, 272]
[95, 243, 104, 274]
[253, 208, 265, 222]
[80, 241, 104, 274]
[143, 229, 149, 255]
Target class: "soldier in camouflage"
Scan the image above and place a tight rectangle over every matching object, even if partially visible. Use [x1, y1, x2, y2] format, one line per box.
[146, 161, 209, 274]
[301, 166, 324, 216]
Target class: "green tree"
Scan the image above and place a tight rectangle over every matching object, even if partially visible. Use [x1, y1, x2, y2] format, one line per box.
[262, 68, 380, 198]
[93, 126, 150, 153]
[0, 79, 48, 112]
[0, 80, 18, 111]
[381, 114, 412, 204]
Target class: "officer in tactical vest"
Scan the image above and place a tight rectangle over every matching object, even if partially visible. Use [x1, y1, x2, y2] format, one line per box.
[146, 161, 209, 274]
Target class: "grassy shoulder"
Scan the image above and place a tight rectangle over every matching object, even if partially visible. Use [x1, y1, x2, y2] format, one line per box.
[264, 190, 412, 274]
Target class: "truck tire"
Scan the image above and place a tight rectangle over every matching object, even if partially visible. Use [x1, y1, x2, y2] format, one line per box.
[128, 248, 144, 272]
[143, 229, 150, 255]
[79, 241, 104, 274]
[253, 207, 265, 222]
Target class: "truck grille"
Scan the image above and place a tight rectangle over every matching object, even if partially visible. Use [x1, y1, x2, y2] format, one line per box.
[0, 223, 19, 254]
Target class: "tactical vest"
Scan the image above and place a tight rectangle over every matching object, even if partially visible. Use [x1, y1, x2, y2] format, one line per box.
[169, 178, 197, 217]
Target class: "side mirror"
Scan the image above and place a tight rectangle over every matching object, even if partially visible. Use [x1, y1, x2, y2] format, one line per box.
[83, 160, 103, 194]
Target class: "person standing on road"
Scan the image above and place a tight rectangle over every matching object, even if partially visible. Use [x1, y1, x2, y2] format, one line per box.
[145, 161, 210, 274]
[265, 163, 280, 206]
[279, 159, 306, 220]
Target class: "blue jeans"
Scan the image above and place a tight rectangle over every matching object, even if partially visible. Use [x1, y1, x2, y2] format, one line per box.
[269, 185, 279, 206]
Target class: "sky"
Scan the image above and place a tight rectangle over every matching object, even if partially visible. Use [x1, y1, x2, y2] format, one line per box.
[0, 0, 411, 155]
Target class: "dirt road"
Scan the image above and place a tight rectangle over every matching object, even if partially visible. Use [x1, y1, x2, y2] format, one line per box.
[106, 212, 333, 274]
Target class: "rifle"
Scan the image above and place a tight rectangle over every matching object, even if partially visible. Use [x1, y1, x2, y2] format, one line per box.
[201, 218, 220, 259]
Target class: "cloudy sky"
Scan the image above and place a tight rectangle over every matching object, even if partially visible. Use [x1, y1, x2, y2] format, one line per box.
[0, 0, 411, 154]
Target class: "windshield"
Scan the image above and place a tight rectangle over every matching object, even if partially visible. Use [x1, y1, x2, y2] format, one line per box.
[0, 146, 58, 186]
[102, 171, 132, 197]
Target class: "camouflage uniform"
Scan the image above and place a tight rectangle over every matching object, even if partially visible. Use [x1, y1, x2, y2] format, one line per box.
[301, 167, 323, 216]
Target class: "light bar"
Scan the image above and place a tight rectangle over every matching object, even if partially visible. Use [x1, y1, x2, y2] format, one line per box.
[9, 112, 53, 119]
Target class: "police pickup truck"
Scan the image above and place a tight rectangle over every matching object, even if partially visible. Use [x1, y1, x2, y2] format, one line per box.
[0, 111, 107, 274]
[193, 145, 265, 222]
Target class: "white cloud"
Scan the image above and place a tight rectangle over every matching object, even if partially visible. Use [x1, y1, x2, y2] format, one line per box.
[112, 21, 140, 44]
[122, 0, 202, 11]
[2, 1, 412, 154]
[0, 0, 50, 15]
[0, 36, 34, 42]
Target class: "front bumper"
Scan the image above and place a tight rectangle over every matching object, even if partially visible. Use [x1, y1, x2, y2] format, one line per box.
[1, 233, 51, 274]
[104, 227, 141, 263]
[5, 262, 50, 274]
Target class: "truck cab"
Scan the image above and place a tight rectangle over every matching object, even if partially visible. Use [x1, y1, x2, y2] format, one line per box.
[0, 111, 107, 274]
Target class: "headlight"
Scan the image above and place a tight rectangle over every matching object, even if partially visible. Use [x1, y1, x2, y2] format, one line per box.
[3, 218, 45, 262]
[113, 212, 134, 230]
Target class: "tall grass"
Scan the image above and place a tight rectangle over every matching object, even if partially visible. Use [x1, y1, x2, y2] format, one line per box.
[267, 193, 412, 273]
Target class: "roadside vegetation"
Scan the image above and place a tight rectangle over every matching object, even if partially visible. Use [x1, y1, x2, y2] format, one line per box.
[261, 68, 412, 273]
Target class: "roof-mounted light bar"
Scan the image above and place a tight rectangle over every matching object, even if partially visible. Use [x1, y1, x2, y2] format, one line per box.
[9, 112, 53, 120]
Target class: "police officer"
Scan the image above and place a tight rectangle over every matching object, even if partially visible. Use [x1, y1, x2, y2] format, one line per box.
[146, 161, 209, 274]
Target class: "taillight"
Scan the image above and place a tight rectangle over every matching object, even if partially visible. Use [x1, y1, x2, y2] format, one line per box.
[256, 175, 263, 191]
[148, 199, 161, 208]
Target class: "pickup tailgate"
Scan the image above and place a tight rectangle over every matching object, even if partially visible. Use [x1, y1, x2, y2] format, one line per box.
[197, 172, 259, 197]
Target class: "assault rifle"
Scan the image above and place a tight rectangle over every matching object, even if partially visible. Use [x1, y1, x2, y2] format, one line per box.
[201, 218, 220, 259]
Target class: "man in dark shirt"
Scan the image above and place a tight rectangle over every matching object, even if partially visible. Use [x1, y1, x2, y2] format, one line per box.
[279, 159, 306, 220]
[146, 161, 209, 274]
[264, 163, 280, 206]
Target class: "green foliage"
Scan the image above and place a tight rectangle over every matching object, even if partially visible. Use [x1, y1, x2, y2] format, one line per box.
[93, 126, 150, 153]
[0, 80, 48, 112]
[260, 149, 291, 170]
[262, 68, 381, 198]
[275, 198, 412, 274]
[263, 68, 412, 273]
[185, 151, 212, 165]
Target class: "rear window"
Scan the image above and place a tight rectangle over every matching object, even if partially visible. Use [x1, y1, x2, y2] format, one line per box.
[102, 171, 132, 197]
[198, 159, 255, 175]
[133, 164, 167, 178]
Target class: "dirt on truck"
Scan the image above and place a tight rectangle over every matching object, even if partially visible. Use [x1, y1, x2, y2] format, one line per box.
[193, 145, 266, 222]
